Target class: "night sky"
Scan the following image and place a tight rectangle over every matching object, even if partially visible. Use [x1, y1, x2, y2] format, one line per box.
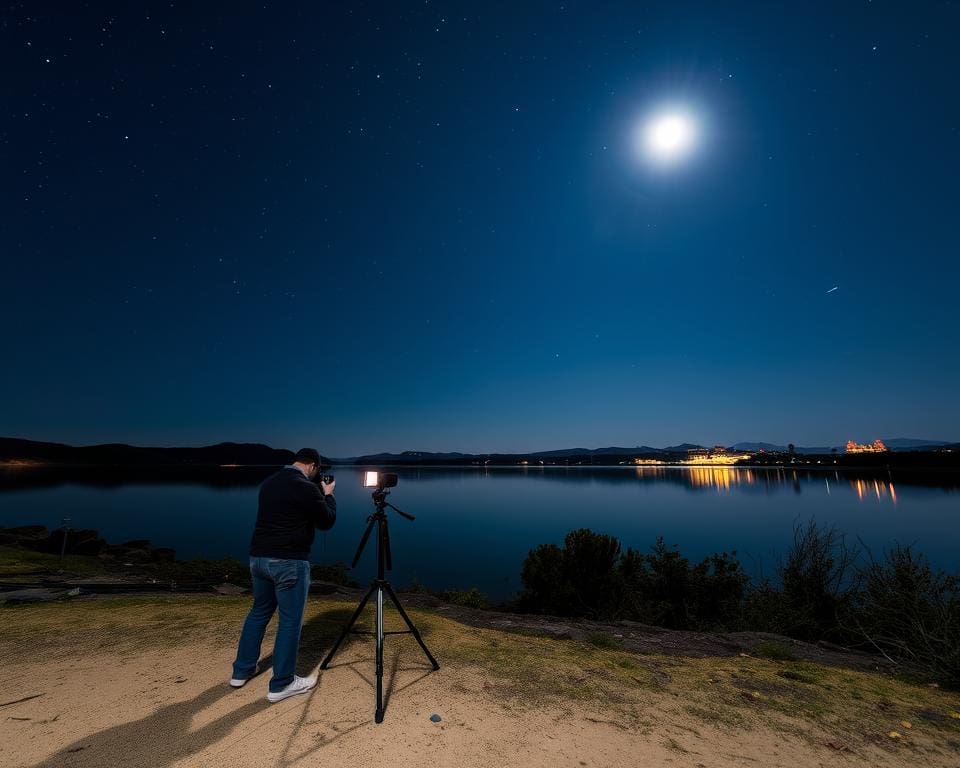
[2, 2, 958, 457]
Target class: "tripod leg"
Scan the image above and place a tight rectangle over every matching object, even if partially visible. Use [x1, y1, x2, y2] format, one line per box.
[383, 582, 440, 670]
[375, 585, 385, 723]
[321, 582, 376, 669]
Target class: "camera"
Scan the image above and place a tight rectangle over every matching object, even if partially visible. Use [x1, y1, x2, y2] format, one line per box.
[317, 472, 335, 485]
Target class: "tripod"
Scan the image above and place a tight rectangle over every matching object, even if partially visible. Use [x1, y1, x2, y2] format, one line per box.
[320, 486, 439, 723]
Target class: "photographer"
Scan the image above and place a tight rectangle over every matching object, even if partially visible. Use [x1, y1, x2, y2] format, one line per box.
[229, 447, 336, 702]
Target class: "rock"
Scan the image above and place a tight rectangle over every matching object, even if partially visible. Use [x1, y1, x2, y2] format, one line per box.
[151, 547, 176, 563]
[46, 529, 105, 556]
[0, 588, 71, 605]
[0, 525, 50, 548]
[121, 548, 153, 564]
[98, 544, 129, 560]
[121, 539, 151, 549]
[308, 581, 340, 595]
[213, 583, 248, 596]
[429, 714, 442, 723]
[68, 530, 106, 556]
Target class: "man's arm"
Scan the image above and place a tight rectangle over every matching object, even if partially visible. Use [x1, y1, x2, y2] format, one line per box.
[299, 480, 337, 531]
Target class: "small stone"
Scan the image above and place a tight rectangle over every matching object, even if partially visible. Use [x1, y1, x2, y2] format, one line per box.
[900, 720, 912, 729]
[429, 714, 442, 723]
[887, 731, 902, 739]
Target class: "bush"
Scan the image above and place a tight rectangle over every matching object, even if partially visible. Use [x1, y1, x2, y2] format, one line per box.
[519, 530, 747, 629]
[849, 545, 960, 688]
[519, 531, 622, 617]
[516, 525, 960, 688]
[778, 519, 858, 642]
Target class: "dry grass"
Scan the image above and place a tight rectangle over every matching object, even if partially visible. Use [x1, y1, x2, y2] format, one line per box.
[0, 545, 106, 578]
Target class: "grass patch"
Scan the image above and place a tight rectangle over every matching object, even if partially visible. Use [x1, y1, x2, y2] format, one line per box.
[778, 668, 820, 685]
[753, 641, 798, 662]
[586, 632, 623, 650]
[683, 702, 747, 728]
[0, 545, 107, 577]
[442, 588, 489, 609]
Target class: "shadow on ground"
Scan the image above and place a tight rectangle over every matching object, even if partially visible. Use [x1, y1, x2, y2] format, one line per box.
[29, 605, 438, 767]
[31, 682, 271, 768]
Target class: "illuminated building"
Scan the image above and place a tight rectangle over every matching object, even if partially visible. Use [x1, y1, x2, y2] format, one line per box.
[845, 439, 888, 454]
[681, 446, 752, 465]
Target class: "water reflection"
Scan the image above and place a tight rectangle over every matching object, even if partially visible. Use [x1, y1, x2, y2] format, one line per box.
[0, 464, 953, 500]
[626, 465, 907, 500]
[851, 477, 899, 504]
[1, 464, 957, 599]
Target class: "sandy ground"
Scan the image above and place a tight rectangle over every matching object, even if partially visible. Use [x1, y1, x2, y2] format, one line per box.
[1, 599, 958, 768]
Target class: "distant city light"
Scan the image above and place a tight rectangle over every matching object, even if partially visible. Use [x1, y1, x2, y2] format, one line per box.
[845, 439, 888, 454]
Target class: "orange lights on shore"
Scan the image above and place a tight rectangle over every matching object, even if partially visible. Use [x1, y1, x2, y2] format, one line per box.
[846, 439, 888, 454]
[680, 454, 752, 466]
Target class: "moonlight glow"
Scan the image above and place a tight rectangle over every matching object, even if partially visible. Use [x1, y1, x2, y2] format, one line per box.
[639, 111, 698, 165]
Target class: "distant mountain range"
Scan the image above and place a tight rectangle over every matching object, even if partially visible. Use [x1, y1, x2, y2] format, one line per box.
[0, 438, 297, 466]
[1, 436, 956, 467]
[344, 439, 956, 463]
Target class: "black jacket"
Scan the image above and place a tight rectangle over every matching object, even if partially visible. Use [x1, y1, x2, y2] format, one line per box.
[249, 467, 337, 560]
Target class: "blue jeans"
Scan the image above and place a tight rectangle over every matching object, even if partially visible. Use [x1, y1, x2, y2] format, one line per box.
[232, 557, 311, 692]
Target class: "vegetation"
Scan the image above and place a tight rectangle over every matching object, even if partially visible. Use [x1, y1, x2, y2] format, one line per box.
[517, 528, 748, 631]
[851, 545, 960, 688]
[517, 522, 960, 688]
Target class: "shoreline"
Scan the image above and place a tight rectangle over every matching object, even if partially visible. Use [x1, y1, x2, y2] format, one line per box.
[2, 461, 959, 473]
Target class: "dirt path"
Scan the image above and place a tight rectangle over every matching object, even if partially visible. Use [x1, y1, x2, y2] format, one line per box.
[1, 596, 958, 768]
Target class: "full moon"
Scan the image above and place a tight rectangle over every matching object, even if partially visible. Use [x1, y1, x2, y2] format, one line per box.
[639, 111, 698, 166]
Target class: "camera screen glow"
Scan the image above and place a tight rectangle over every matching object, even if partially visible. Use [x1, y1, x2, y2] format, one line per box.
[363, 471, 379, 487]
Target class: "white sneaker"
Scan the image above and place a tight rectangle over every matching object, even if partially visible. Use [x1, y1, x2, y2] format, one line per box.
[229, 665, 258, 688]
[267, 674, 317, 703]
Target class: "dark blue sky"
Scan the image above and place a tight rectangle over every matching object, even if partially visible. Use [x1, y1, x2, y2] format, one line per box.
[2, 1, 958, 456]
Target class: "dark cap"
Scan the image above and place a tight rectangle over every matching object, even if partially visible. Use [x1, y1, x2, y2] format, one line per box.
[294, 447, 321, 466]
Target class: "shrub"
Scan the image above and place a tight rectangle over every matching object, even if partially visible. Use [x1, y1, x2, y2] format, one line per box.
[519, 530, 622, 617]
[778, 519, 858, 642]
[519, 530, 747, 629]
[848, 545, 960, 688]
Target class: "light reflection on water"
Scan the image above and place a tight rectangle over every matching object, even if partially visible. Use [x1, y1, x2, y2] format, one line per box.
[0, 465, 955, 598]
[629, 465, 903, 503]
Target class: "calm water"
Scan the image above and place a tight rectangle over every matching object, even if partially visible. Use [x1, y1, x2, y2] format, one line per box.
[1, 466, 957, 599]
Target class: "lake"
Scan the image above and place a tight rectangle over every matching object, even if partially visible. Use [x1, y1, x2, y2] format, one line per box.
[1, 465, 957, 600]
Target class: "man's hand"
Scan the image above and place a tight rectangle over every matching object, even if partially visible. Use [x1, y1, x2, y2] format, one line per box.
[320, 479, 336, 496]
